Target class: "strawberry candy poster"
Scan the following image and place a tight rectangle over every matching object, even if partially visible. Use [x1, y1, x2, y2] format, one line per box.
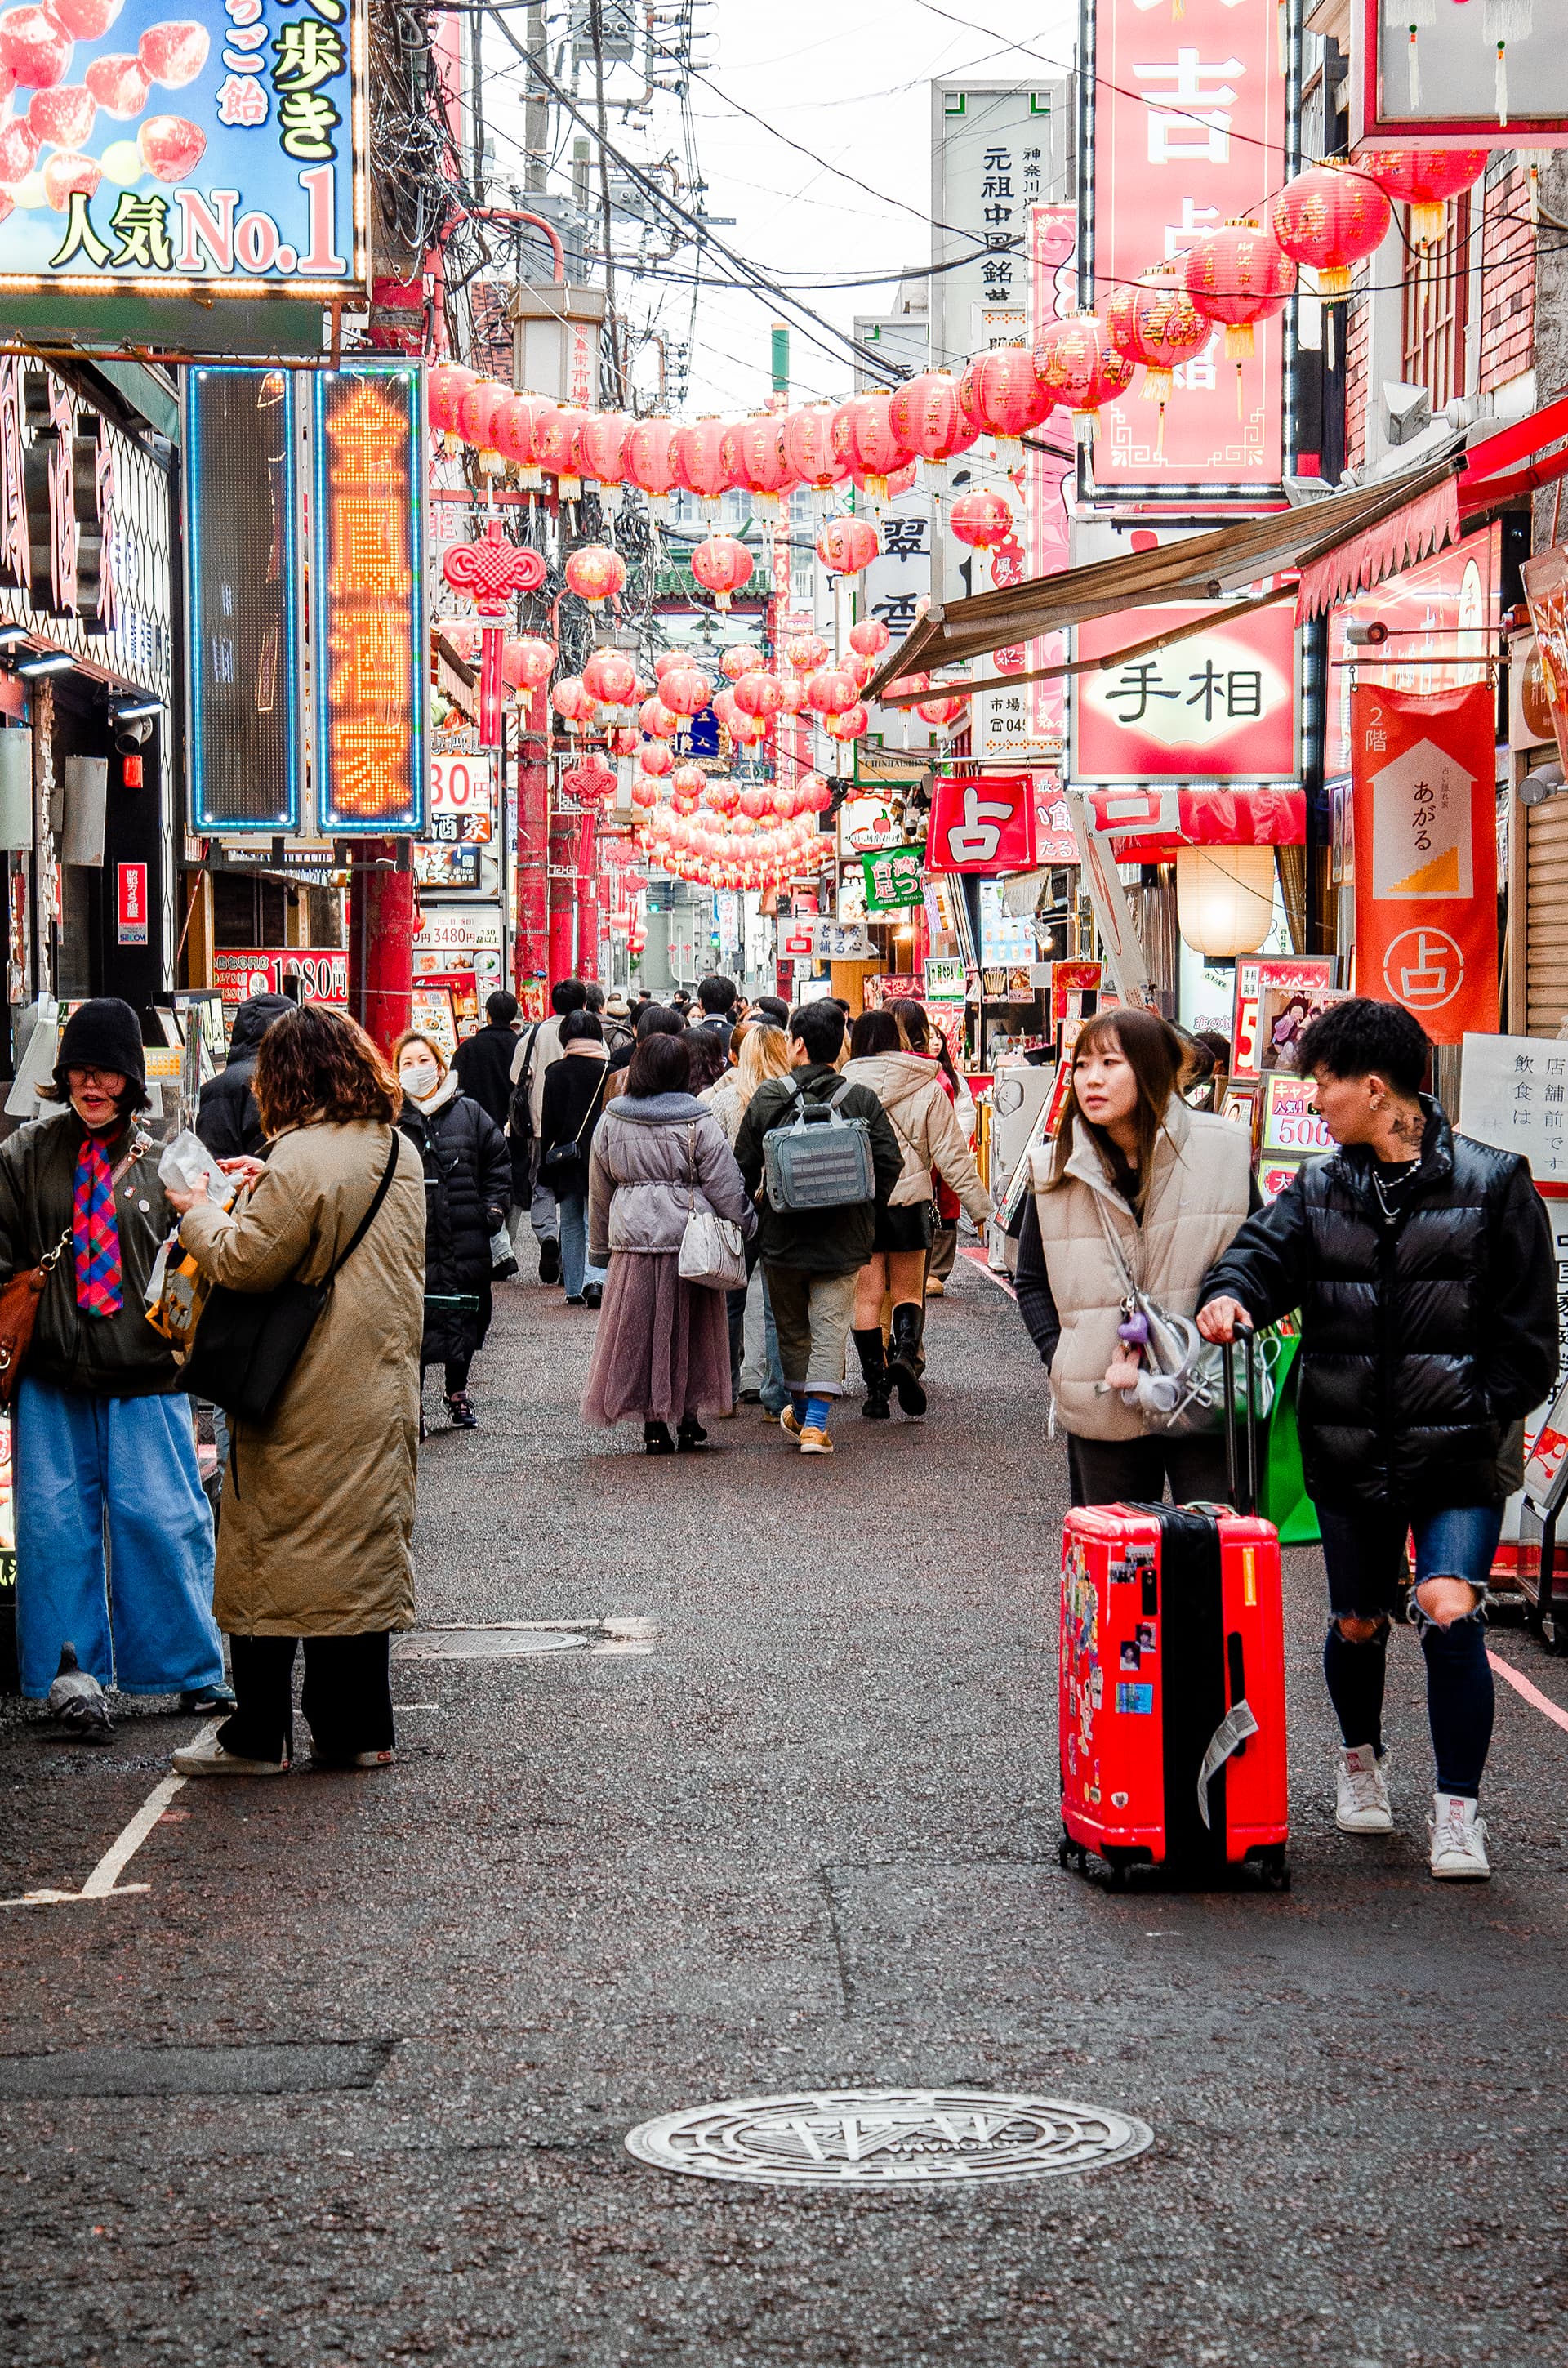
[0, 0, 365, 297]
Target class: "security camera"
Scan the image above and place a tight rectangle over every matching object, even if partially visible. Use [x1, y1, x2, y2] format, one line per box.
[114, 716, 154, 754]
[1521, 761, 1566, 809]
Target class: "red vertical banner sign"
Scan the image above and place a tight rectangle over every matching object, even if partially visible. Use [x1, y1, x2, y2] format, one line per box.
[1350, 684, 1498, 1044]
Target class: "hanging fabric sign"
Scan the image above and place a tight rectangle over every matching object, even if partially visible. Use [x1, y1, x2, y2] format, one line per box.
[1350, 683, 1498, 1045]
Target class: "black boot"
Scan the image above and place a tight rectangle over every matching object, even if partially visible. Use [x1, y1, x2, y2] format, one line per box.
[887, 1303, 928, 1420]
[676, 1416, 709, 1452]
[644, 1420, 675, 1455]
[853, 1326, 891, 1420]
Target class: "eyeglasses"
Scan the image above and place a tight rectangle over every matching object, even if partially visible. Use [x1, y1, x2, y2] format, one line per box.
[68, 1068, 125, 1090]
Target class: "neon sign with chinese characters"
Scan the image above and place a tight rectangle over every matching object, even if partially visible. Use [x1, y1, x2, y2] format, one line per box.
[310, 363, 426, 836]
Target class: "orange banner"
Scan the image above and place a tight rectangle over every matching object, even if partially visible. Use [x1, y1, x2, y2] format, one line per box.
[1350, 683, 1498, 1044]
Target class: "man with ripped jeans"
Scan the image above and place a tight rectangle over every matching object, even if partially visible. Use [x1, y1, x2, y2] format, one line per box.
[1197, 997, 1556, 1881]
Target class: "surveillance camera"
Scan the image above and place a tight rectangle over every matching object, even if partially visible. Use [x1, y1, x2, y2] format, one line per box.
[114, 716, 154, 754]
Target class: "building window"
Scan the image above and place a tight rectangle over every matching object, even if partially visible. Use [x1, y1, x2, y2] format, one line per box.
[1401, 195, 1469, 411]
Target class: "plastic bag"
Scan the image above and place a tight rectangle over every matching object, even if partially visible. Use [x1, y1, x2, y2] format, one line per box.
[157, 1129, 237, 1208]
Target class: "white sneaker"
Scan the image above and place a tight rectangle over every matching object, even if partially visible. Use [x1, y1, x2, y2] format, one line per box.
[1428, 1791, 1490, 1880]
[1335, 1743, 1393, 1834]
[172, 1743, 287, 1777]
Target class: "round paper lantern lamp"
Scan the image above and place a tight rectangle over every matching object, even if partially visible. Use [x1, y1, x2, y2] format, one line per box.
[1176, 845, 1276, 957]
[691, 535, 755, 610]
[661, 664, 712, 719]
[1271, 162, 1391, 301]
[947, 489, 1014, 551]
[1183, 220, 1297, 362]
[816, 514, 880, 575]
[564, 545, 627, 609]
[581, 646, 637, 707]
[1356, 149, 1488, 247]
[501, 635, 555, 691]
[849, 616, 890, 659]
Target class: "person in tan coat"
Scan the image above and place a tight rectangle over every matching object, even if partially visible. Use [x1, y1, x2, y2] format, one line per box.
[843, 1009, 991, 1420]
[163, 1006, 426, 1776]
[1013, 1006, 1253, 1506]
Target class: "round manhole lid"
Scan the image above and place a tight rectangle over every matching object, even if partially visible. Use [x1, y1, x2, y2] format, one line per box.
[625, 2087, 1153, 2188]
[401, 1628, 588, 1658]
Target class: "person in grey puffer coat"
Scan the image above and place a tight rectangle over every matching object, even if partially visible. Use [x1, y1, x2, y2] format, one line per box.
[581, 1030, 755, 1453]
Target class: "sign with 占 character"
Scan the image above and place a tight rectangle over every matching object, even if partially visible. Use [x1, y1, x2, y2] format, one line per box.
[0, 0, 367, 302]
[862, 845, 924, 912]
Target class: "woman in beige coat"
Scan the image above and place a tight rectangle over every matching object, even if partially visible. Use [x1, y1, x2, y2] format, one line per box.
[1013, 1006, 1253, 1506]
[164, 1006, 426, 1777]
[843, 1007, 991, 1420]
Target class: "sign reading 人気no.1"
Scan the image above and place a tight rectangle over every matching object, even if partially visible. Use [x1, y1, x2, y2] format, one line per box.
[0, 0, 366, 301]
[862, 846, 924, 912]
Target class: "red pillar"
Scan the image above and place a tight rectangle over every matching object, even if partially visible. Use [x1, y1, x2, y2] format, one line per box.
[348, 841, 414, 1054]
[514, 693, 550, 997]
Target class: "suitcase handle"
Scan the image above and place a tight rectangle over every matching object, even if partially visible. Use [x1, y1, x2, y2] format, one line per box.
[1227, 1630, 1248, 1759]
[1220, 1321, 1258, 1518]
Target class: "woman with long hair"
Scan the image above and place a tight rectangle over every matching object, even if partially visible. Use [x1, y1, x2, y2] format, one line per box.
[843, 1004, 991, 1420]
[888, 997, 974, 1297]
[165, 1006, 426, 1775]
[393, 1028, 510, 1425]
[1013, 1005, 1254, 1507]
[702, 1018, 794, 1416]
[582, 1029, 755, 1453]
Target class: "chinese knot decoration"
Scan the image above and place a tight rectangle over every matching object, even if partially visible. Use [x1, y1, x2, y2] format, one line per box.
[440, 518, 547, 617]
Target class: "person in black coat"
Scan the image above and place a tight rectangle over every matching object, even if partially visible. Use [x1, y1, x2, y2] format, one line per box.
[394, 1032, 511, 1429]
[195, 992, 292, 1158]
[1198, 997, 1557, 1884]
[452, 991, 520, 1131]
[537, 1010, 612, 1305]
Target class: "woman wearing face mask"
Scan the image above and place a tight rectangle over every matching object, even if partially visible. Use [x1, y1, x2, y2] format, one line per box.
[1013, 1006, 1255, 1507]
[393, 1032, 510, 1429]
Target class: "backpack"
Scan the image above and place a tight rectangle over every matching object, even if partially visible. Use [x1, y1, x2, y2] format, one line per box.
[762, 1078, 876, 1212]
[506, 1023, 545, 1144]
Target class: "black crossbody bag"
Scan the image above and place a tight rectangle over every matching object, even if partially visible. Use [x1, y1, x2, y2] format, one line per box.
[182, 1135, 400, 1425]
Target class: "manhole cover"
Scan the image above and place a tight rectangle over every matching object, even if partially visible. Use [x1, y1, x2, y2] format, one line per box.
[624, 2087, 1153, 2188]
[399, 1627, 587, 1659]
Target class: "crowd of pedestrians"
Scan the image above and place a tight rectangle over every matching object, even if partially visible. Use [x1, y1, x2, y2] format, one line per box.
[0, 974, 1556, 1885]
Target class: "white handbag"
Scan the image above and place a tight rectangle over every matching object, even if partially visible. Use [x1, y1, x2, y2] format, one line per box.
[676, 1123, 747, 1291]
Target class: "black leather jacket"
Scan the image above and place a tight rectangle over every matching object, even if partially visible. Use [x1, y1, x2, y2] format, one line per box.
[1201, 1099, 1557, 1510]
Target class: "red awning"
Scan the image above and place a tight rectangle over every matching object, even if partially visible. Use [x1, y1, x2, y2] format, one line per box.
[1295, 476, 1459, 618]
[1090, 784, 1305, 861]
[1458, 390, 1568, 516]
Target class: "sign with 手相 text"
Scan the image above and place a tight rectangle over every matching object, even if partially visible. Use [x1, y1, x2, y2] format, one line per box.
[311, 363, 426, 836]
[1072, 603, 1298, 786]
[0, 0, 367, 303]
[1351, 684, 1498, 1045]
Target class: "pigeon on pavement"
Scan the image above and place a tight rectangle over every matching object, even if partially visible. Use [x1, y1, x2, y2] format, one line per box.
[45, 1643, 115, 1741]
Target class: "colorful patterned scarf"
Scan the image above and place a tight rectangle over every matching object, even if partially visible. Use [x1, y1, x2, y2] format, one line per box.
[73, 1136, 123, 1317]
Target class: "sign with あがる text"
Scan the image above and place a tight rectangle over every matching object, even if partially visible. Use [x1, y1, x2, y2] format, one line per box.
[310, 363, 427, 836]
[0, 0, 365, 301]
[1351, 684, 1498, 1045]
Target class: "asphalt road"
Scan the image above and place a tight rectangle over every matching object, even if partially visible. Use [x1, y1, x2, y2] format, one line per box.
[2, 1254, 1566, 2366]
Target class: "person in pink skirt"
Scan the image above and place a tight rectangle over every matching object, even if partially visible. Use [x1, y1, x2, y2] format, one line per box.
[582, 1028, 756, 1454]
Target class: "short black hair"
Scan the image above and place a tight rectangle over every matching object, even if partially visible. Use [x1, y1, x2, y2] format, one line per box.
[583, 981, 606, 1011]
[790, 1000, 845, 1064]
[626, 1031, 691, 1097]
[485, 991, 519, 1027]
[697, 972, 737, 1015]
[1194, 1028, 1230, 1069]
[551, 978, 589, 1017]
[831, 997, 853, 1017]
[561, 1010, 604, 1043]
[635, 1002, 687, 1041]
[1298, 996, 1430, 1098]
[850, 1008, 900, 1058]
[754, 994, 789, 1026]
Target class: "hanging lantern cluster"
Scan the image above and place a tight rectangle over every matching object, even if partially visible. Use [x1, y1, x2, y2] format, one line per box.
[635, 771, 832, 892]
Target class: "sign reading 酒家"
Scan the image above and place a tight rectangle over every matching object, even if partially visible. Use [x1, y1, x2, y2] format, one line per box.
[0, 0, 366, 302]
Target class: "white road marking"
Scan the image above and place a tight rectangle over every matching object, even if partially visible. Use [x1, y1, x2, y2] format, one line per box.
[1, 1721, 220, 1909]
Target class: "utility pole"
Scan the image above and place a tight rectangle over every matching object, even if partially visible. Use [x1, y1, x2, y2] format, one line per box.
[523, 2, 549, 195]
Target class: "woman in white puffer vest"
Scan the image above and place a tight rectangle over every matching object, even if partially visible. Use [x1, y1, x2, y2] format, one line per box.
[1013, 1006, 1254, 1506]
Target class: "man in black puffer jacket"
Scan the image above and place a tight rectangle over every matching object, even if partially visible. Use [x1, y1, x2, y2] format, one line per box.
[196, 992, 292, 1158]
[1199, 998, 1557, 1885]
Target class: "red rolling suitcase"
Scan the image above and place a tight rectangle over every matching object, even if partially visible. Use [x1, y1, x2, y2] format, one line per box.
[1057, 1333, 1290, 1888]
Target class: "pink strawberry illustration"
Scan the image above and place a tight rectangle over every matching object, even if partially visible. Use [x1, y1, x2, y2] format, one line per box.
[0, 114, 38, 181]
[42, 0, 122, 37]
[0, 6, 72, 87]
[136, 110, 202, 181]
[136, 20, 207, 87]
[27, 80, 92, 145]
[84, 51, 145, 116]
[41, 143, 99, 207]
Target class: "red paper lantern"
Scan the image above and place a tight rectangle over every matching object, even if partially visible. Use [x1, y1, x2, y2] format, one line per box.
[957, 345, 1054, 456]
[610, 727, 640, 758]
[916, 689, 969, 729]
[845, 649, 875, 689]
[625, 417, 683, 501]
[824, 703, 869, 743]
[711, 687, 739, 729]
[564, 545, 627, 609]
[638, 743, 674, 778]
[888, 371, 978, 467]
[1183, 219, 1297, 361]
[659, 664, 712, 718]
[676, 417, 736, 504]
[816, 515, 880, 576]
[690, 534, 755, 610]
[630, 774, 661, 810]
[849, 617, 890, 659]
[947, 489, 1014, 551]
[831, 390, 913, 498]
[738, 782, 770, 821]
[807, 666, 858, 720]
[719, 643, 764, 680]
[457, 377, 508, 448]
[578, 410, 633, 486]
[491, 393, 549, 486]
[771, 782, 800, 820]
[533, 404, 592, 489]
[800, 774, 834, 814]
[723, 414, 798, 507]
[706, 775, 741, 814]
[733, 670, 784, 720]
[501, 635, 555, 691]
[1271, 161, 1391, 301]
[428, 363, 475, 435]
[1356, 149, 1488, 248]
[778, 678, 807, 716]
[671, 762, 706, 797]
[1034, 313, 1136, 440]
[1103, 263, 1211, 404]
[785, 632, 830, 674]
[551, 676, 591, 725]
[782, 403, 844, 491]
[640, 696, 679, 738]
[581, 647, 638, 707]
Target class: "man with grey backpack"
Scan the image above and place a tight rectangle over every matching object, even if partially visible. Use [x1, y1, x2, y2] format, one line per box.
[733, 1001, 902, 1456]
